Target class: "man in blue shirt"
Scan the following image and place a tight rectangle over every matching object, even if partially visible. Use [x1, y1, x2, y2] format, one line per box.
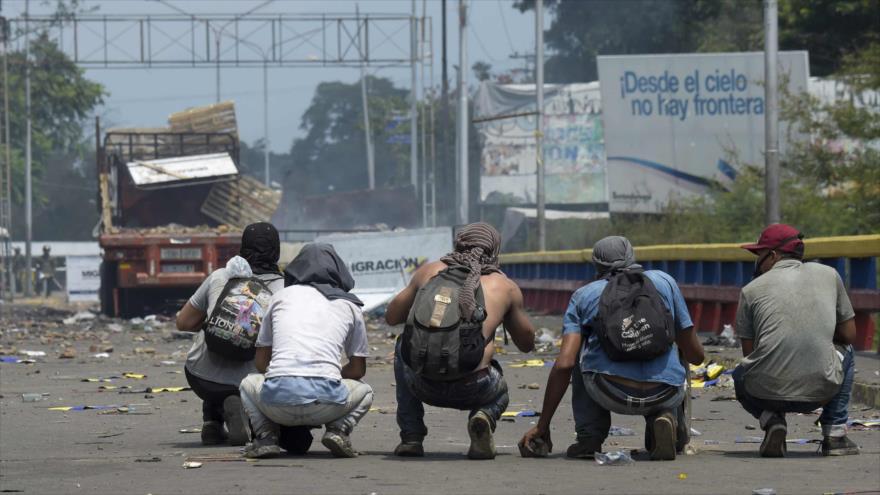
[519, 236, 704, 461]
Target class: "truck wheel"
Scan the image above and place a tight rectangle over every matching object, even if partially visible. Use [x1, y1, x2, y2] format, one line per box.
[99, 261, 117, 317]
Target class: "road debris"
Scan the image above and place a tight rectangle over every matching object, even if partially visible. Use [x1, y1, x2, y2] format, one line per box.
[595, 451, 634, 466]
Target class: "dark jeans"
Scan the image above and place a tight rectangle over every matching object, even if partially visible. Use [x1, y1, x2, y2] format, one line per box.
[571, 369, 688, 449]
[184, 367, 240, 422]
[394, 339, 509, 441]
[732, 344, 854, 428]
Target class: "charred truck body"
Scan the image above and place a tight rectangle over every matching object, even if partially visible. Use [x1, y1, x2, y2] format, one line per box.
[96, 103, 279, 317]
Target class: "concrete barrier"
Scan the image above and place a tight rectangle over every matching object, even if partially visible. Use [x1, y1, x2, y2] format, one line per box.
[501, 235, 880, 351]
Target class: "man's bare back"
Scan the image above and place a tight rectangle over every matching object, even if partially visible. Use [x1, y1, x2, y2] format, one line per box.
[386, 260, 535, 370]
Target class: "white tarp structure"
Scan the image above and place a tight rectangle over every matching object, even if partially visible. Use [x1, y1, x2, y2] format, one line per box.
[66, 255, 101, 302]
[314, 228, 454, 312]
[597, 51, 809, 213]
[474, 82, 606, 205]
[126, 152, 238, 186]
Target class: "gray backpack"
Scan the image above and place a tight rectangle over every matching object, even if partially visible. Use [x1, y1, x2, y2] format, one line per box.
[400, 266, 488, 381]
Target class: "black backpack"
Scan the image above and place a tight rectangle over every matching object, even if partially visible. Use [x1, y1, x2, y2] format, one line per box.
[203, 276, 278, 361]
[593, 269, 675, 361]
[400, 266, 488, 381]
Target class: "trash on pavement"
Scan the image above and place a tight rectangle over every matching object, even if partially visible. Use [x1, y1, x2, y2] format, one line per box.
[518, 383, 541, 390]
[182, 461, 203, 469]
[752, 489, 776, 495]
[848, 418, 880, 430]
[509, 359, 550, 368]
[145, 386, 191, 393]
[689, 427, 701, 437]
[179, 427, 202, 434]
[21, 392, 49, 402]
[19, 350, 46, 358]
[134, 456, 161, 463]
[92, 353, 111, 359]
[48, 404, 120, 412]
[595, 451, 635, 466]
[501, 410, 540, 421]
[608, 426, 636, 436]
[122, 372, 147, 379]
[62, 311, 96, 325]
[677, 473, 687, 480]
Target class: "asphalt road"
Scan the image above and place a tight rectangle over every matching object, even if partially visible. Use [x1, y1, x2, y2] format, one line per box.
[0, 306, 878, 495]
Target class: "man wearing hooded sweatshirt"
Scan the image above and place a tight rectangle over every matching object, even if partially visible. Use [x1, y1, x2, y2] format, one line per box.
[385, 222, 536, 459]
[519, 236, 704, 461]
[176, 222, 284, 446]
[239, 243, 374, 459]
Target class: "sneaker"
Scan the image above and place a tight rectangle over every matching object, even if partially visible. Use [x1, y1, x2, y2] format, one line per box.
[222, 396, 248, 447]
[760, 421, 787, 458]
[321, 429, 358, 458]
[821, 435, 859, 456]
[394, 439, 425, 457]
[649, 412, 677, 461]
[244, 435, 281, 459]
[566, 439, 601, 459]
[200, 420, 225, 446]
[467, 411, 496, 460]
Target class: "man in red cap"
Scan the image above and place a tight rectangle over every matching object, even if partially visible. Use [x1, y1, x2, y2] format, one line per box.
[733, 224, 859, 457]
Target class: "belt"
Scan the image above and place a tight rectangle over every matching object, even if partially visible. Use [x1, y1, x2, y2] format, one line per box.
[593, 374, 678, 409]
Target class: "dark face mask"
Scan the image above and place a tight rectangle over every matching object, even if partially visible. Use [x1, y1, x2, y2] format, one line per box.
[751, 234, 805, 279]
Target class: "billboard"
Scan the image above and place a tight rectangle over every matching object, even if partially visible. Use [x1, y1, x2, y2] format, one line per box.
[597, 52, 809, 212]
[475, 83, 606, 205]
[314, 227, 453, 311]
[66, 255, 101, 302]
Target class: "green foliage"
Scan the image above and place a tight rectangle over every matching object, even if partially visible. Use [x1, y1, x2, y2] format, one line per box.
[2, 32, 105, 239]
[287, 76, 411, 198]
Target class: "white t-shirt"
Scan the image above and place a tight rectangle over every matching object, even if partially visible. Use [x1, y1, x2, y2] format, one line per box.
[256, 285, 369, 381]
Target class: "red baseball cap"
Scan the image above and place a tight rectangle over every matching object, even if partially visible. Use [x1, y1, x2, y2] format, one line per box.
[741, 223, 804, 255]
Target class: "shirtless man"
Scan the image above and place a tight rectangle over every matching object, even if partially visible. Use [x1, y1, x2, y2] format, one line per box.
[385, 222, 535, 459]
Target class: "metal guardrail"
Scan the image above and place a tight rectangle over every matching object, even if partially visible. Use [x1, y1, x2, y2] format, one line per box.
[500, 235, 880, 351]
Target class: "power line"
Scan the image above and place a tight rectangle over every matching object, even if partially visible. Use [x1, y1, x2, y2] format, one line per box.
[496, 0, 516, 54]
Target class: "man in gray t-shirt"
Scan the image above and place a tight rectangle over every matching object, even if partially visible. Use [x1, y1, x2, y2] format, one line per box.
[176, 222, 283, 447]
[734, 224, 858, 458]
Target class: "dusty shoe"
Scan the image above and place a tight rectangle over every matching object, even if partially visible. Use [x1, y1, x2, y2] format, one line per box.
[566, 439, 601, 459]
[822, 435, 859, 456]
[467, 411, 496, 460]
[244, 435, 281, 459]
[394, 439, 425, 457]
[200, 420, 225, 446]
[222, 396, 248, 447]
[649, 412, 677, 461]
[321, 429, 358, 458]
[760, 421, 787, 458]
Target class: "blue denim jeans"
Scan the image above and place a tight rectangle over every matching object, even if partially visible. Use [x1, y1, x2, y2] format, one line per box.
[394, 339, 509, 441]
[571, 369, 687, 448]
[733, 344, 854, 429]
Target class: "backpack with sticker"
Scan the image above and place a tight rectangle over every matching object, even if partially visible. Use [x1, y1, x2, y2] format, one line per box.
[203, 261, 278, 361]
[400, 266, 488, 381]
[593, 269, 675, 361]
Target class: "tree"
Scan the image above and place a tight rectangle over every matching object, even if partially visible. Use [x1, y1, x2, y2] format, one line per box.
[514, 0, 714, 83]
[274, 76, 413, 227]
[2, 32, 105, 239]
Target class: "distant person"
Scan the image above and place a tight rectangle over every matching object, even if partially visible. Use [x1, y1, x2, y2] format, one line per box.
[734, 224, 859, 457]
[385, 222, 535, 459]
[11, 247, 24, 294]
[38, 246, 60, 297]
[519, 236, 704, 461]
[239, 243, 374, 459]
[176, 222, 283, 447]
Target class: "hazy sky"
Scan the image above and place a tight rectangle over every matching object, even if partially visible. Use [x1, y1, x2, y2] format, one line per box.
[1, 0, 543, 152]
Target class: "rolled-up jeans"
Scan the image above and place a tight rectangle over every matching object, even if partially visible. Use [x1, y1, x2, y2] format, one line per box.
[572, 370, 687, 447]
[394, 339, 509, 441]
[239, 373, 374, 440]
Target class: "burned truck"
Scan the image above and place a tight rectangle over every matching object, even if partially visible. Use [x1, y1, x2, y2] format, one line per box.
[96, 102, 279, 317]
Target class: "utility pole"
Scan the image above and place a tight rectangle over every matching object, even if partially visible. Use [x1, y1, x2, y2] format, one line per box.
[1, 15, 11, 300]
[262, 60, 270, 186]
[24, 0, 32, 297]
[357, 6, 375, 190]
[764, 0, 780, 225]
[535, 0, 546, 251]
[410, 0, 419, 195]
[457, 0, 468, 225]
[440, 0, 450, 225]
